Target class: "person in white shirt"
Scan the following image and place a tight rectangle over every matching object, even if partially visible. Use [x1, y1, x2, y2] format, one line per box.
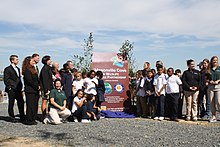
[72, 89, 90, 123]
[145, 70, 155, 118]
[32, 53, 40, 75]
[153, 65, 167, 121]
[135, 70, 147, 117]
[84, 70, 98, 98]
[166, 68, 182, 122]
[72, 72, 84, 95]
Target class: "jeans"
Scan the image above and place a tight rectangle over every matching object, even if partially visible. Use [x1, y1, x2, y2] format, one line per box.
[146, 95, 155, 117]
[73, 105, 89, 120]
[155, 94, 165, 117]
[198, 88, 210, 117]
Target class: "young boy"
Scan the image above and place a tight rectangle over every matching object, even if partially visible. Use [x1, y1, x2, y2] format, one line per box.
[153, 65, 167, 121]
[144, 70, 155, 118]
[135, 70, 147, 117]
[166, 68, 182, 122]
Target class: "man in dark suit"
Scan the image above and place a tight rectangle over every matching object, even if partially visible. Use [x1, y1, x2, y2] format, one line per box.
[4, 55, 25, 122]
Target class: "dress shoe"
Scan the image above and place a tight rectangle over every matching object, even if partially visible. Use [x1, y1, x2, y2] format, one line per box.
[172, 118, 180, 122]
[9, 116, 18, 123]
[25, 121, 37, 125]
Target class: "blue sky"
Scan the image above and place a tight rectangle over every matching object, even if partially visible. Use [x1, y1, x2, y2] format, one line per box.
[0, 0, 220, 73]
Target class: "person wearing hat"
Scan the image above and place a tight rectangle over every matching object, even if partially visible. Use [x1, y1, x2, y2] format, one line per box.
[197, 61, 203, 70]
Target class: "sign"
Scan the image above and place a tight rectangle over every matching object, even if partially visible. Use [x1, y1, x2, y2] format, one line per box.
[92, 52, 130, 111]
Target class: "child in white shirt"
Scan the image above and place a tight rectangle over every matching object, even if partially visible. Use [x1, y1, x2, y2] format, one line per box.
[153, 65, 167, 121]
[72, 72, 84, 95]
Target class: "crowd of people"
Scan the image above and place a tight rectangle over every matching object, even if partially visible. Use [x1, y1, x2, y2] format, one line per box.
[3, 53, 220, 125]
[3, 54, 105, 125]
[135, 57, 220, 123]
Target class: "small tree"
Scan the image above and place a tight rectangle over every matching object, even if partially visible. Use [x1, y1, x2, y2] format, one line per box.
[72, 32, 94, 72]
[119, 40, 136, 77]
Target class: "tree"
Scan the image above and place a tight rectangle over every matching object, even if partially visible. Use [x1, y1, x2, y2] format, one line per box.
[119, 40, 136, 77]
[72, 32, 94, 72]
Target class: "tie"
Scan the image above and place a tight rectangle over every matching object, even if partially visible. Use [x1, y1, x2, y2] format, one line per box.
[36, 65, 39, 75]
[14, 66, 19, 77]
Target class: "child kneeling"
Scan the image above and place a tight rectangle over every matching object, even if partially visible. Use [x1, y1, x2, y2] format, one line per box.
[71, 89, 91, 123]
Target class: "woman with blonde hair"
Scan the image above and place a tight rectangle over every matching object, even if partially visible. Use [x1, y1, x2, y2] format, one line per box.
[207, 56, 220, 122]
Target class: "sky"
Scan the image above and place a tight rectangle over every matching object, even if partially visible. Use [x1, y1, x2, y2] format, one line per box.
[0, 0, 220, 73]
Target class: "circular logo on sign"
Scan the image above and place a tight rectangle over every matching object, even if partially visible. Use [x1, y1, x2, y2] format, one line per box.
[104, 83, 112, 94]
[114, 83, 124, 93]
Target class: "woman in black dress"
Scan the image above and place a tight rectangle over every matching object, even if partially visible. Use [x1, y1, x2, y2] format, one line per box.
[22, 56, 40, 125]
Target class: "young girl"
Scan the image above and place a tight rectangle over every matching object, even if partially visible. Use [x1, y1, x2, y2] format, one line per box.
[85, 94, 101, 121]
[72, 89, 90, 123]
[96, 71, 105, 107]
[72, 72, 84, 95]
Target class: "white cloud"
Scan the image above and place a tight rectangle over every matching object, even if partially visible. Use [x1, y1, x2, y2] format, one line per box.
[41, 37, 80, 49]
[0, 0, 220, 37]
[0, 0, 220, 71]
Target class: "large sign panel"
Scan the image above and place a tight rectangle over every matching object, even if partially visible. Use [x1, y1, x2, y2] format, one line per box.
[92, 52, 129, 111]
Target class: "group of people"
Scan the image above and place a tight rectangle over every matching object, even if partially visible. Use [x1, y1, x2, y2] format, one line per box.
[135, 56, 220, 123]
[3, 54, 105, 125]
[3, 53, 220, 125]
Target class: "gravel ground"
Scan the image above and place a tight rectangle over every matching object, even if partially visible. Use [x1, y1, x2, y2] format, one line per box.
[0, 103, 220, 147]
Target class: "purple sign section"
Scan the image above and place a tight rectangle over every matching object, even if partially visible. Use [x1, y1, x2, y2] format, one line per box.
[92, 52, 129, 111]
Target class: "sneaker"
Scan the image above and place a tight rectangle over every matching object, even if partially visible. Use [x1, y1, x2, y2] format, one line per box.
[61, 119, 68, 123]
[81, 119, 91, 123]
[73, 117, 78, 122]
[147, 116, 152, 119]
[192, 117, 198, 121]
[158, 117, 164, 121]
[209, 118, 217, 123]
[43, 118, 49, 124]
[201, 115, 210, 120]
[9, 116, 18, 123]
[153, 117, 159, 120]
[185, 117, 191, 121]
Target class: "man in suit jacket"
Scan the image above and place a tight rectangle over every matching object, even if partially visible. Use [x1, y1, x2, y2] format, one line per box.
[4, 55, 25, 122]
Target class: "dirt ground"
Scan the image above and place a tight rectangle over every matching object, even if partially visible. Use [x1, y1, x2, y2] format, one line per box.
[0, 135, 52, 147]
